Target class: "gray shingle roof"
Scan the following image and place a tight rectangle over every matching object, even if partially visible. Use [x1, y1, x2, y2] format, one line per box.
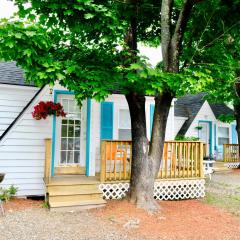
[0, 61, 34, 86]
[175, 93, 234, 135]
[209, 103, 233, 118]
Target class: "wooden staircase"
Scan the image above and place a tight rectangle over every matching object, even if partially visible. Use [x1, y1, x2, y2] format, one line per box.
[213, 161, 231, 173]
[46, 175, 106, 211]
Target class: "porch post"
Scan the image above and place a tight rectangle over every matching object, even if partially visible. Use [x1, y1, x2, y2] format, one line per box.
[86, 98, 91, 176]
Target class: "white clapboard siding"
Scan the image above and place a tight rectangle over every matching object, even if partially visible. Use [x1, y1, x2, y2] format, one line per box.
[13, 126, 51, 133]
[0, 166, 44, 173]
[0, 152, 45, 160]
[19, 119, 53, 126]
[0, 94, 33, 101]
[0, 160, 44, 167]
[0, 146, 45, 152]
[0, 112, 19, 118]
[0, 105, 27, 113]
[16, 189, 45, 196]
[2, 172, 44, 179]
[0, 85, 54, 196]
[2, 178, 43, 185]
[0, 183, 44, 190]
[6, 132, 52, 140]
[0, 117, 16, 124]
[0, 99, 28, 107]
[0, 85, 38, 137]
[3, 139, 44, 146]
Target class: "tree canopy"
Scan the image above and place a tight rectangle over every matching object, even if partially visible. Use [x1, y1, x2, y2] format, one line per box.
[0, 0, 220, 103]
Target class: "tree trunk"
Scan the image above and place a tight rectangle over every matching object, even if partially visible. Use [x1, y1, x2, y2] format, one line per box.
[126, 93, 157, 211]
[126, 92, 173, 212]
[234, 104, 240, 146]
[149, 92, 173, 177]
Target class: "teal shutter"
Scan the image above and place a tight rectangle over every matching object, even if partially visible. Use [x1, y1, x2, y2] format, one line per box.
[232, 125, 238, 144]
[150, 104, 155, 136]
[100, 102, 113, 140]
[214, 124, 217, 150]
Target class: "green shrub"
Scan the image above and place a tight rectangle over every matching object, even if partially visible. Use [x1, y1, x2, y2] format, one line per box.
[0, 185, 18, 201]
[175, 134, 199, 141]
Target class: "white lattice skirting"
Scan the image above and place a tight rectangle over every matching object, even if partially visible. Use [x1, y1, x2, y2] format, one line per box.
[99, 179, 205, 200]
[224, 162, 240, 168]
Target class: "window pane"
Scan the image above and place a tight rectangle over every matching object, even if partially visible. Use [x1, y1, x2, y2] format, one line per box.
[67, 151, 74, 163]
[218, 127, 229, 138]
[61, 151, 67, 164]
[75, 126, 81, 137]
[74, 151, 80, 163]
[68, 125, 74, 137]
[62, 99, 68, 110]
[218, 138, 229, 145]
[61, 125, 67, 137]
[62, 119, 67, 125]
[61, 138, 67, 150]
[74, 104, 80, 113]
[68, 100, 74, 113]
[119, 109, 131, 129]
[68, 138, 74, 150]
[75, 120, 80, 125]
[74, 138, 80, 150]
[118, 129, 132, 140]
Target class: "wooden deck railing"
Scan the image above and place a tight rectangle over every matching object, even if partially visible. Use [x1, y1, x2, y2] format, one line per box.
[44, 138, 52, 184]
[100, 140, 204, 182]
[100, 140, 132, 182]
[223, 144, 240, 162]
[203, 143, 207, 157]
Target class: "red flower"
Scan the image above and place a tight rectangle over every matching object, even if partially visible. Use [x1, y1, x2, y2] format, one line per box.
[32, 101, 66, 120]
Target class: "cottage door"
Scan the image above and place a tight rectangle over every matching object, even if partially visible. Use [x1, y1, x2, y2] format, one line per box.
[198, 122, 210, 156]
[54, 94, 86, 175]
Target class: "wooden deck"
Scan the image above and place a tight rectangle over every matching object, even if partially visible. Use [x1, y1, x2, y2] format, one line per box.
[100, 140, 204, 182]
[44, 139, 205, 209]
[223, 144, 240, 162]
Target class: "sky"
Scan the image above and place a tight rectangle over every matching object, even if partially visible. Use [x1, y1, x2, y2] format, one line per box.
[0, 0, 17, 19]
[0, 0, 162, 66]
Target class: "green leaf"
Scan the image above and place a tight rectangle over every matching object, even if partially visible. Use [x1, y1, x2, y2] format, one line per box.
[84, 13, 94, 19]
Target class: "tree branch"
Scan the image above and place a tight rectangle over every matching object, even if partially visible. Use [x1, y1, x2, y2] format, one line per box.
[161, 0, 173, 71]
[169, 0, 195, 72]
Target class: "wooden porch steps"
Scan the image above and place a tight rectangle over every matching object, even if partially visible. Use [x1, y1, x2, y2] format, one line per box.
[213, 161, 231, 173]
[46, 175, 106, 211]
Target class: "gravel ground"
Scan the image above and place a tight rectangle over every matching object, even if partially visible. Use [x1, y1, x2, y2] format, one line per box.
[206, 169, 240, 196]
[2, 171, 240, 240]
[0, 208, 142, 240]
[2, 198, 240, 240]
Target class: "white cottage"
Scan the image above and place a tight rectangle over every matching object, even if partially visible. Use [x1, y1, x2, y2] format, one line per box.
[174, 93, 238, 160]
[4, 61, 237, 209]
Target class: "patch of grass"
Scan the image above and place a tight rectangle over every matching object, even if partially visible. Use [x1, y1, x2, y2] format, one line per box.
[203, 192, 240, 217]
[42, 202, 49, 209]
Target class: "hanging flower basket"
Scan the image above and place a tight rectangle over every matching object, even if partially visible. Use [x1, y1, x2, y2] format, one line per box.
[32, 101, 66, 120]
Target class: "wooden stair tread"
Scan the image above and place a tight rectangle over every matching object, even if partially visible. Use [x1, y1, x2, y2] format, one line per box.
[48, 188, 102, 196]
[47, 177, 100, 186]
[49, 199, 106, 208]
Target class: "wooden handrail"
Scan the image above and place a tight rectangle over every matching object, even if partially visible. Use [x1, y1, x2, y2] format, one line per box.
[44, 138, 52, 184]
[100, 140, 204, 182]
[223, 144, 240, 162]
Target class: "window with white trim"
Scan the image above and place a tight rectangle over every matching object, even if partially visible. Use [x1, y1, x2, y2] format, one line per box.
[218, 127, 229, 145]
[60, 98, 81, 164]
[118, 109, 131, 140]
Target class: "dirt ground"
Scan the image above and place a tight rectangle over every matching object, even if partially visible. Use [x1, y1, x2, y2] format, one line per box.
[93, 199, 240, 240]
[204, 169, 240, 217]
[1, 195, 240, 240]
